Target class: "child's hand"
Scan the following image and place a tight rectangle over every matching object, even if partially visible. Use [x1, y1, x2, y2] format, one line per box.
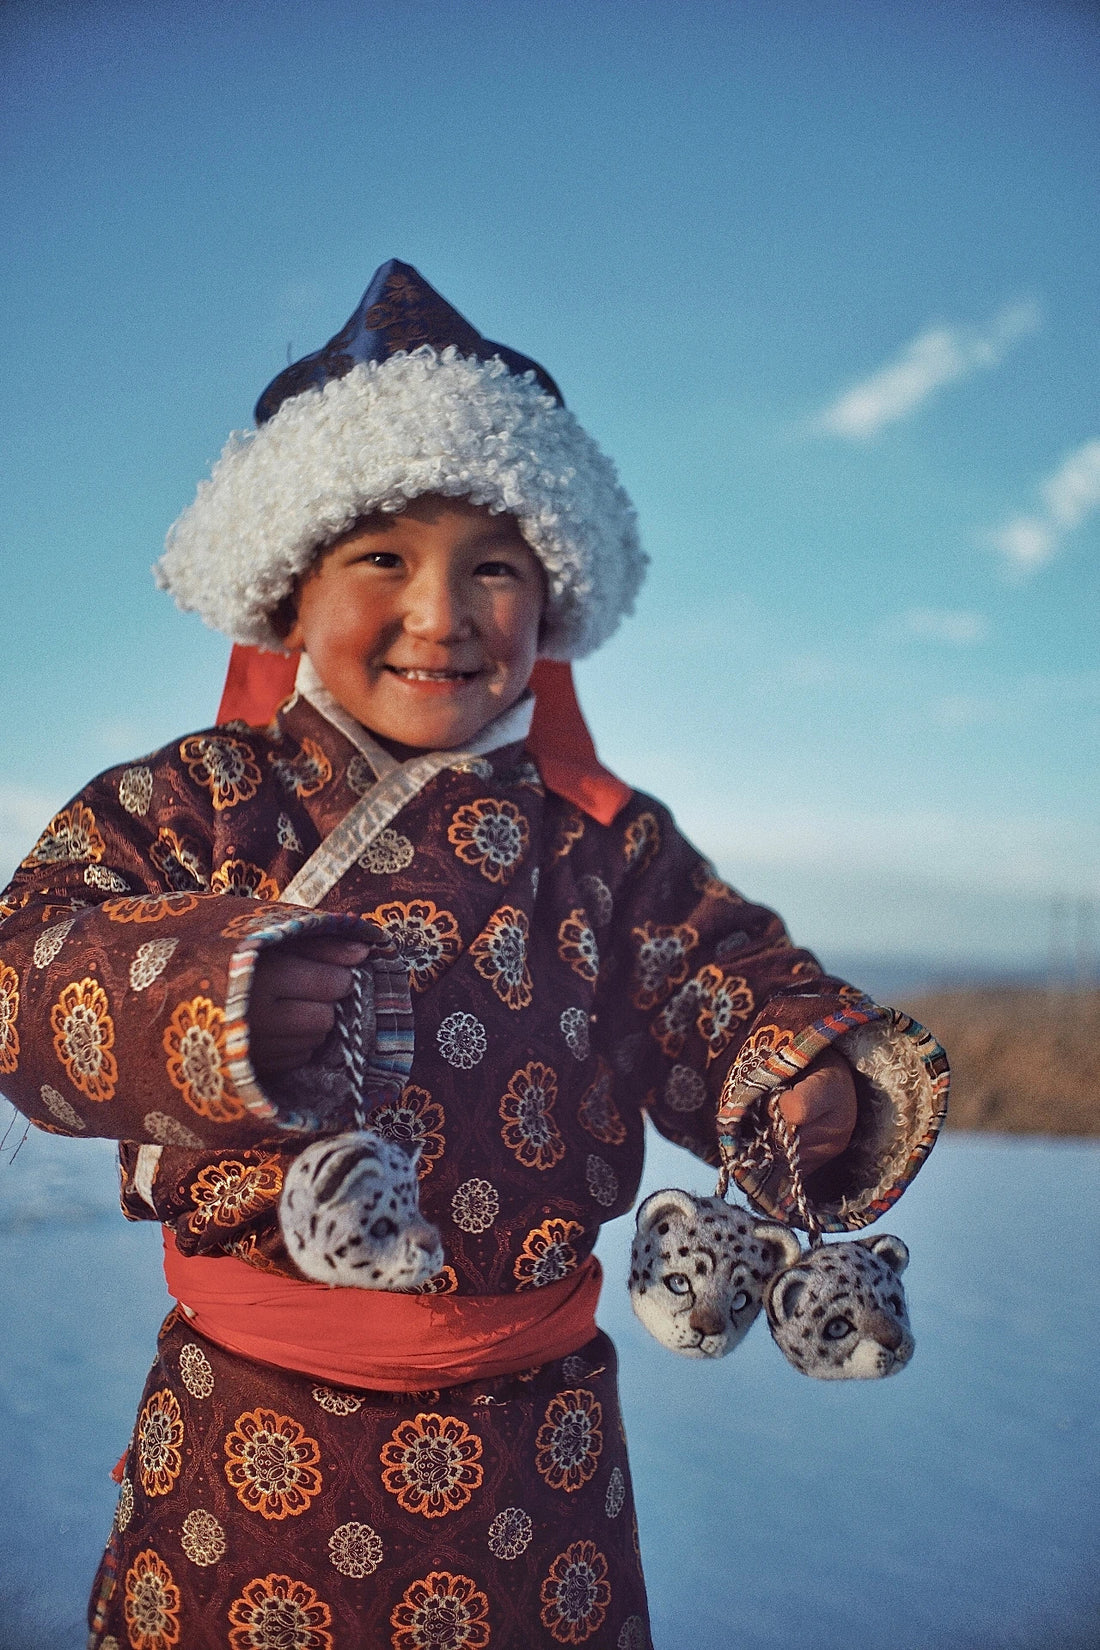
[249, 936, 372, 1076]
[776, 1046, 857, 1175]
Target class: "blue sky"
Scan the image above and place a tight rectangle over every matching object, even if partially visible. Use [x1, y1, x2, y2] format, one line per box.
[2, 0, 1097, 975]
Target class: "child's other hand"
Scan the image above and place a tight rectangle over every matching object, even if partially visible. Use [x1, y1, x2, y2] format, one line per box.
[249, 936, 372, 1076]
[776, 1047, 857, 1175]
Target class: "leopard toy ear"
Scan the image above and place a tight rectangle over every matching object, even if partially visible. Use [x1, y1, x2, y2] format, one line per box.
[765, 1235, 915, 1380]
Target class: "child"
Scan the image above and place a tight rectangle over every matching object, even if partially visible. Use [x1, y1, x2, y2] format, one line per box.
[0, 261, 946, 1650]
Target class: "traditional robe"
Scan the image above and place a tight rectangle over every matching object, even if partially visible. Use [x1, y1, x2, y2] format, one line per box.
[0, 665, 945, 1650]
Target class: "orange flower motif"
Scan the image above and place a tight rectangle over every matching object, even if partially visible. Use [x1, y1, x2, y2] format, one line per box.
[123, 1548, 181, 1650]
[0, 962, 20, 1075]
[224, 1408, 323, 1520]
[228, 1574, 333, 1650]
[694, 964, 754, 1058]
[447, 797, 529, 882]
[50, 977, 117, 1102]
[365, 1085, 445, 1177]
[136, 1389, 184, 1497]
[551, 810, 585, 861]
[557, 910, 599, 982]
[390, 1571, 491, 1650]
[623, 810, 661, 871]
[367, 899, 462, 991]
[540, 1540, 611, 1644]
[187, 1157, 283, 1233]
[732, 1023, 798, 1088]
[269, 736, 333, 798]
[179, 734, 262, 810]
[148, 829, 206, 891]
[103, 892, 200, 923]
[577, 1060, 627, 1146]
[380, 1412, 484, 1517]
[210, 859, 281, 900]
[412, 1264, 460, 1295]
[22, 801, 105, 867]
[499, 1061, 565, 1170]
[630, 921, 699, 1011]
[469, 906, 532, 1010]
[535, 1387, 603, 1492]
[163, 996, 245, 1123]
[514, 1218, 585, 1291]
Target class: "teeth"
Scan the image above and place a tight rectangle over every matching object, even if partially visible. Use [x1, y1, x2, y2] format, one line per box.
[390, 668, 470, 681]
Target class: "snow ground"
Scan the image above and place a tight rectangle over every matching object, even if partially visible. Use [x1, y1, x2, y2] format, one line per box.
[0, 1117, 1096, 1650]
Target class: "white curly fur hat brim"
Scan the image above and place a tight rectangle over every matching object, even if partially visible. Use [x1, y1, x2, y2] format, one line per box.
[155, 346, 646, 660]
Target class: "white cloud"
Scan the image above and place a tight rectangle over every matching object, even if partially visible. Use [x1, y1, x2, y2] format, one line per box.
[895, 608, 991, 646]
[989, 438, 1100, 572]
[816, 301, 1040, 440]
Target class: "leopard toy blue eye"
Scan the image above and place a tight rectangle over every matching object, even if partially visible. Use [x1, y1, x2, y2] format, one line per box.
[663, 1274, 691, 1295]
[729, 1289, 750, 1314]
[824, 1316, 854, 1340]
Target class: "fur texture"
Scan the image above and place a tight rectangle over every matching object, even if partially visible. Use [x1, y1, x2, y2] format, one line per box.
[278, 1130, 443, 1289]
[156, 346, 645, 660]
[629, 1187, 801, 1357]
[765, 1233, 913, 1379]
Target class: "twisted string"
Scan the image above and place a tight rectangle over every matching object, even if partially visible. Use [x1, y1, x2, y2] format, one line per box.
[766, 1091, 822, 1243]
[336, 965, 369, 1128]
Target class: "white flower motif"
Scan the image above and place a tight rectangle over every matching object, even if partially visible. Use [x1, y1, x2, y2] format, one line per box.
[178, 1342, 214, 1399]
[180, 1507, 226, 1566]
[531, 866, 540, 898]
[562, 1355, 588, 1383]
[605, 1465, 625, 1518]
[118, 766, 153, 816]
[276, 812, 302, 852]
[32, 919, 75, 970]
[451, 1177, 499, 1233]
[487, 1506, 533, 1560]
[585, 1154, 618, 1207]
[560, 1007, 590, 1062]
[613, 1034, 644, 1075]
[346, 754, 376, 795]
[578, 874, 613, 927]
[328, 1521, 383, 1578]
[619, 1615, 647, 1649]
[142, 1111, 206, 1148]
[84, 864, 129, 893]
[312, 1385, 364, 1416]
[359, 828, 415, 874]
[40, 1083, 84, 1130]
[129, 938, 180, 992]
[436, 1011, 487, 1069]
[114, 1477, 134, 1532]
[664, 1064, 706, 1113]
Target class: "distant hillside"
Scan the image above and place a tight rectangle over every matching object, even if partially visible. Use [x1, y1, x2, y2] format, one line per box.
[900, 988, 1099, 1137]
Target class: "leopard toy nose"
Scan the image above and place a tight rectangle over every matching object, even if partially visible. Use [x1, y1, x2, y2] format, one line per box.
[867, 1310, 904, 1353]
[689, 1304, 725, 1338]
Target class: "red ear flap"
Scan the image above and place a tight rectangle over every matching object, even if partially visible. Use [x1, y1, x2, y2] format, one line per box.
[217, 645, 299, 726]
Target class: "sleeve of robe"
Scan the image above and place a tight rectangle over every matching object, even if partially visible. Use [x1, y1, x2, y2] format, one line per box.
[0, 739, 409, 1156]
[594, 794, 949, 1233]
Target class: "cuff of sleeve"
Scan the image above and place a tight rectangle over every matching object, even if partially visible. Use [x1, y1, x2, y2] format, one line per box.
[222, 906, 414, 1132]
[716, 995, 949, 1232]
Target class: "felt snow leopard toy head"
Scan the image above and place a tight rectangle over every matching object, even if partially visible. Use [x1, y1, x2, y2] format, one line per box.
[629, 1188, 802, 1357]
[765, 1233, 913, 1379]
[279, 1130, 444, 1289]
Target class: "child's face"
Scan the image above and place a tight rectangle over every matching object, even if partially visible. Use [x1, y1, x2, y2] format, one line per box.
[284, 496, 546, 751]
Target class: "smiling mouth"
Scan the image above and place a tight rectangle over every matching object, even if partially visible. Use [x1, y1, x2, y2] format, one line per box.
[382, 666, 481, 682]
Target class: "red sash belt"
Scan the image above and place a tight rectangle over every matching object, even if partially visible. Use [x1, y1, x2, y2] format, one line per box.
[162, 1230, 601, 1391]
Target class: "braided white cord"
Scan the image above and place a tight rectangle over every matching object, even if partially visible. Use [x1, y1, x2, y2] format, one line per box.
[336, 966, 369, 1127]
[766, 1091, 822, 1244]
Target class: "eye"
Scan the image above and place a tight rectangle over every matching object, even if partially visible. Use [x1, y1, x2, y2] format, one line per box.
[824, 1316, 854, 1341]
[351, 550, 403, 570]
[663, 1274, 691, 1296]
[888, 1294, 904, 1315]
[729, 1290, 750, 1314]
[370, 1216, 398, 1240]
[475, 558, 523, 579]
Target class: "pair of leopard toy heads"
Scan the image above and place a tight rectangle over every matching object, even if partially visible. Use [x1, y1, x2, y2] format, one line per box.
[276, 1133, 914, 1384]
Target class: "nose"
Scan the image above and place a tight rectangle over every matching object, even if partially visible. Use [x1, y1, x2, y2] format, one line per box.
[689, 1303, 726, 1339]
[403, 568, 472, 643]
